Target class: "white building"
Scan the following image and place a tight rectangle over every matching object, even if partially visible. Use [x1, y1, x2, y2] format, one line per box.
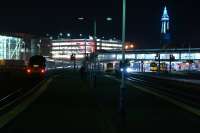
[51, 39, 122, 60]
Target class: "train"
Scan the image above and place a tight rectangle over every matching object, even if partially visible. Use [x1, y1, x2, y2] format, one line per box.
[150, 62, 158, 72]
[26, 55, 46, 77]
[105, 63, 114, 72]
[150, 62, 168, 72]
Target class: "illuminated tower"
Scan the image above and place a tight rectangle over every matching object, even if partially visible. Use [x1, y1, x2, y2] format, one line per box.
[161, 6, 171, 47]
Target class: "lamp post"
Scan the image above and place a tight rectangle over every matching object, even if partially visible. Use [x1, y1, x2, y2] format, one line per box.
[77, 17, 112, 88]
[93, 20, 97, 88]
[120, 0, 126, 114]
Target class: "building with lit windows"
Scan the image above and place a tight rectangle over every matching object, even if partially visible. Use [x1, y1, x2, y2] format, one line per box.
[98, 48, 200, 71]
[0, 33, 51, 65]
[51, 39, 122, 60]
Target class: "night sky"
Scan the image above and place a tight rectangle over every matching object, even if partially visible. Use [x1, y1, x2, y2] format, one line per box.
[0, 0, 199, 48]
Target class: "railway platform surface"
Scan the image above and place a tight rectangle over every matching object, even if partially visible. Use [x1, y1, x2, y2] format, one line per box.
[1, 70, 200, 132]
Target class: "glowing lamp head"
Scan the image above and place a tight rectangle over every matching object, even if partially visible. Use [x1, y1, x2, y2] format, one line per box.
[125, 45, 129, 49]
[130, 44, 134, 48]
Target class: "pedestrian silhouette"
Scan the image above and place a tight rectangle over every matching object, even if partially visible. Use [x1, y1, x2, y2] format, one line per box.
[80, 65, 86, 81]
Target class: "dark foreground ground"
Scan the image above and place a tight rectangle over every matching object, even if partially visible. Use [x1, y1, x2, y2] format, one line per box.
[1, 70, 200, 132]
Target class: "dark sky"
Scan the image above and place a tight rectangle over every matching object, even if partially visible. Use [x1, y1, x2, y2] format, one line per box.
[0, 0, 200, 48]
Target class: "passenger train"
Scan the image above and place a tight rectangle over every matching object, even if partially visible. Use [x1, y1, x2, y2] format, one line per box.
[150, 62, 168, 72]
[26, 55, 46, 78]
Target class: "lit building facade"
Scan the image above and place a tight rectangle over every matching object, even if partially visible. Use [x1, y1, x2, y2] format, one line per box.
[51, 39, 122, 60]
[98, 48, 200, 71]
[0, 35, 23, 60]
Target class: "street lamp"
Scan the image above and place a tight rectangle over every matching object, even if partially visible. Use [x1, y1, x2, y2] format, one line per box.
[130, 44, 134, 48]
[77, 16, 113, 88]
[77, 17, 112, 39]
[49, 36, 53, 40]
[125, 43, 134, 50]
[125, 45, 129, 50]
[67, 33, 71, 38]
[59, 33, 63, 38]
[106, 17, 113, 21]
[120, 0, 126, 114]
[78, 17, 84, 21]
[93, 18, 112, 88]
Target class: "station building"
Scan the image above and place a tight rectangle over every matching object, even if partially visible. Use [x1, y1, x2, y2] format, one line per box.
[98, 48, 200, 72]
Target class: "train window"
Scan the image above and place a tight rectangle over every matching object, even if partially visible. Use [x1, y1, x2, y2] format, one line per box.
[107, 63, 113, 68]
[29, 55, 46, 67]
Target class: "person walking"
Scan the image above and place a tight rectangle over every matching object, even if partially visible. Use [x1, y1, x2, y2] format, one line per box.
[80, 65, 86, 81]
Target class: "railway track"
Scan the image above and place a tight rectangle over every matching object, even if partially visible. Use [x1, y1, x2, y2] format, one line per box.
[127, 74, 200, 109]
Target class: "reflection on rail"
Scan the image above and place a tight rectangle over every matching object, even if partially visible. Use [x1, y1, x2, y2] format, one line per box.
[127, 74, 200, 108]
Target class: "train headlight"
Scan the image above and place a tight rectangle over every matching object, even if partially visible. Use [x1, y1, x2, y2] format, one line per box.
[126, 67, 134, 73]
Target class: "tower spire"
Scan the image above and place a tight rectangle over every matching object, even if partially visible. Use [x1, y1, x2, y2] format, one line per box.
[161, 6, 169, 34]
[162, 6, 169, 21]
[161, 5, 171, 47]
